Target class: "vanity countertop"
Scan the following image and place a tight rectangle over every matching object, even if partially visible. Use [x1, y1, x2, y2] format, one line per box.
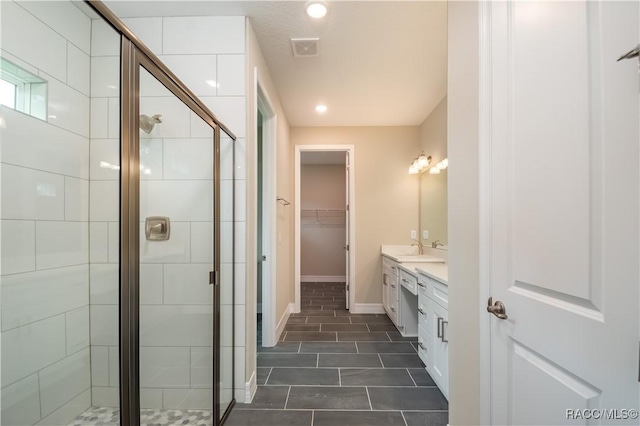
[416, 263, 448, 285]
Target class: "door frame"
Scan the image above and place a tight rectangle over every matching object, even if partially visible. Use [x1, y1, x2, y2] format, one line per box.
[255, 68, 278, 347]
[294, 145, 356, 313]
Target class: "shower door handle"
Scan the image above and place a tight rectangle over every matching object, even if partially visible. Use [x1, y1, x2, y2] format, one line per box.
[209, 271, 219, 286]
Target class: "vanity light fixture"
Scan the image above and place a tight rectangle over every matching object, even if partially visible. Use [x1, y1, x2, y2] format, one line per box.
[408, 154, 432, 175]
[429, 167, 441, 174]
[306, 0, 328, 18]
[436, 158, 449, 170]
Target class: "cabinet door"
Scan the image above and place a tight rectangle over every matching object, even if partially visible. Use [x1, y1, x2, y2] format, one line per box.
[382, 271, 389, 312]
[430, 300, 449, 398]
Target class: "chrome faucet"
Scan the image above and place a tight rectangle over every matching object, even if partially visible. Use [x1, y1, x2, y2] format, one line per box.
[412, 240, 424, 255]
[432, 240, 444, 248]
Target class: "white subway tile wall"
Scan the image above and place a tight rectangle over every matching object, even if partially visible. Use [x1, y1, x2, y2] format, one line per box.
[0, 1, 93, 424]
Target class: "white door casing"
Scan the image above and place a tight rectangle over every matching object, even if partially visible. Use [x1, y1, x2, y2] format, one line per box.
[481, 1, 639, 425]
[345, 151, 351, 309]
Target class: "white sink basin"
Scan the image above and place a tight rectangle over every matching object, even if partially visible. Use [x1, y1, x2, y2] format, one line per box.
[393, 255, 445, 263]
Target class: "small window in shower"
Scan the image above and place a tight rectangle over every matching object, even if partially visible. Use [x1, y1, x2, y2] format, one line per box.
[0, 57, 47, 120]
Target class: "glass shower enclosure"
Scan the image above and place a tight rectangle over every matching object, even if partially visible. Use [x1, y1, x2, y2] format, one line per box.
[0, 1, 235, 425]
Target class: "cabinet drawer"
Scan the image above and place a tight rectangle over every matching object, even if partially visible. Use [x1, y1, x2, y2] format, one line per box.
[417, 325, 430, 368]
[418, 294, 429, 330]
[430, 280, 449, 310]
[399, 269, 417, 295]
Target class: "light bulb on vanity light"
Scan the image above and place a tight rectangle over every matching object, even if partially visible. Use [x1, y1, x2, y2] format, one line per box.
[437, 158, 448, 170]
[417, 153, 431, 169]
[429, 167, 441, 175]
[306, 0, 328, 18]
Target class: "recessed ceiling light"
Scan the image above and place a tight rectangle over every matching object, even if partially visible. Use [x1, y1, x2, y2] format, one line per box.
[306, 0, 327, 19]
[315, 104, 327, 113]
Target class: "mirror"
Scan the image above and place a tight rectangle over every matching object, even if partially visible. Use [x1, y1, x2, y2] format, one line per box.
[420, 169, 447, 249]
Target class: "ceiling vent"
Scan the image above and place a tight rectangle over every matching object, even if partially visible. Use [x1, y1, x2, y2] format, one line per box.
[291, 38, 319, 57]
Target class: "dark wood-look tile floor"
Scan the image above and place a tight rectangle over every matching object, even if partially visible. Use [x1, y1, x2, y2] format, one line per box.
[226, 282, 448, 426]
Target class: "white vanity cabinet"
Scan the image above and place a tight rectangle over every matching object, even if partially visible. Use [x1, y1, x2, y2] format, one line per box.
[382, 256, 399, 325]
[417, 272, 449, 399]
[381, 256, 419, 336]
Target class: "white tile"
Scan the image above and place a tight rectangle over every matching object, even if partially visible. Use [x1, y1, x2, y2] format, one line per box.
[1, 220, 35, 275]
[108, 222, 119, 263]
[1, 164, 64, 220]
[162, 389, 213, 410]
[0, 1, 67, 81]
[220, 304, 243, 347]
[217, 55, 245, 96]
[139, 347, 190, 388]
[42, 71, 90, 137]
[140, 138, 163, 180]
[139, 96, 191, 138]
[163, 16, 245, 54]
[1, 315, 66, 387]
[140, 389, 163, 409]
[91, 387, 118, 408]
[235, 222, 246, 262]
[35, 389, 90, 426]
[0, 374, 41, 426]
[108, 346, 119, 387]
[190, 222, 213, 264]
[220, 262, 244, 306]
[140, 221, 190, 264]
[90, 305, 118, 346]
[220, 134, 234, 180]
[121, 18, 163, 54]
[190, 111, 215, 138]
[67, 44, 90, 96]
[18, 0, 91, 54]
[234, 138, 247, 181]
[65, 177, 89, 221]
[164, 264, 213, 305]
[90, 181, 119, 221]
[39, 348, 90, 417]
[66, 306, 90, 355]
[140, 67, 171, 97]
[90, 264, 118, 305]
[140, 181, 213, 222]
[90, 139, 120, 180]
[90, 347, 109, 387]
[91, 19, 120, 57]
[140, 305, 212, 347]
[90, 98, 109, 139]
[91, 56, 119, 97]
[234, 180, 246, 221]
[221, 221, 245, 263]
[90, 222, 109, 263]
[235, 262, 246, 305]
[201, 97, 246, 138]
[163, 138, 214, 180]
[190, 347, 213, 389]
[157, 54, 218, 97]
[1, 265, 89, 331]
[140, 264, 163, 305]
[221, 180, 233, 222]
[108, 97, 120, 139]
[234, 348, 245, 392]
[1, 107, 89, 178]
[36, 221, 88, 269]
[221, 347, 232, 393]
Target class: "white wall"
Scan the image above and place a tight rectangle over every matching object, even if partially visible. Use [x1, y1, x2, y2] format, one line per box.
[0, 2, 92, 424]
[447, 2, 481, 424]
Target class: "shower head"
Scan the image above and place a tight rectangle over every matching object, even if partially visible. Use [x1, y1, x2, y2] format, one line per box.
[140, 114, 162, 134]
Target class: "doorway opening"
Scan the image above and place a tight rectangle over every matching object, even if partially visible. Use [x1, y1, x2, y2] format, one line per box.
[294, 145, 355, 313]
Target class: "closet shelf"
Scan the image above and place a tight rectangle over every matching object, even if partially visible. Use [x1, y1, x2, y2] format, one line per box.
[301, 208, 346, 227]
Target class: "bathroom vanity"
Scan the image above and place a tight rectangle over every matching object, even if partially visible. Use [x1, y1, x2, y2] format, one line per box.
[380, 246, 449, 399]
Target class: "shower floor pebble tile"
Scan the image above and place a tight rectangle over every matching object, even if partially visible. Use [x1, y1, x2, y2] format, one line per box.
[68, 407, 213, 426]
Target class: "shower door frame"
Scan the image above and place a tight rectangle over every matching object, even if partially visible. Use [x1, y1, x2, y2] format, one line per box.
[86, 1, 237, 425]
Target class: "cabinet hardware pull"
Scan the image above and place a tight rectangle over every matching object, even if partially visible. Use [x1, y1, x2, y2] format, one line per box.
[391, 284, 396, 288]
[418, 308, 425, 315]
[441, 320, 448, 343]
[418, 342, 426, 350]
[391, 307, 395, 312]
[417, 282, 426, 288]
[402, 278, 408, 283]
[437, 317, 443, 338]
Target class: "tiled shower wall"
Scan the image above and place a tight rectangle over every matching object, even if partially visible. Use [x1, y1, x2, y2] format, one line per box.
[87, 15, 248, 407]
[0, 1, 92, 424]
[120, 15, 248, 403]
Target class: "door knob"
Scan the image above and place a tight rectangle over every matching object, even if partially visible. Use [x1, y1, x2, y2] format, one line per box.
[487, 297, 508, 320]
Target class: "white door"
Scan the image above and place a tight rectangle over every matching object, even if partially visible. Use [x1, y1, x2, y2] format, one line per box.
[485, 1, 639, 425]
[345, 151, 351, 309]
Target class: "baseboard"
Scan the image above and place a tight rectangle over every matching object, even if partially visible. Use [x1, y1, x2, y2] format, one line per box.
[301, 275, 346, 282]
[275, 303, 294, 342]
[245, 370, 257, 403]
[351, 303, 385, 314]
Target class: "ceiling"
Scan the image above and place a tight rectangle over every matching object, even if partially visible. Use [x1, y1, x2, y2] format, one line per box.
[104, 0, 448, 127]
